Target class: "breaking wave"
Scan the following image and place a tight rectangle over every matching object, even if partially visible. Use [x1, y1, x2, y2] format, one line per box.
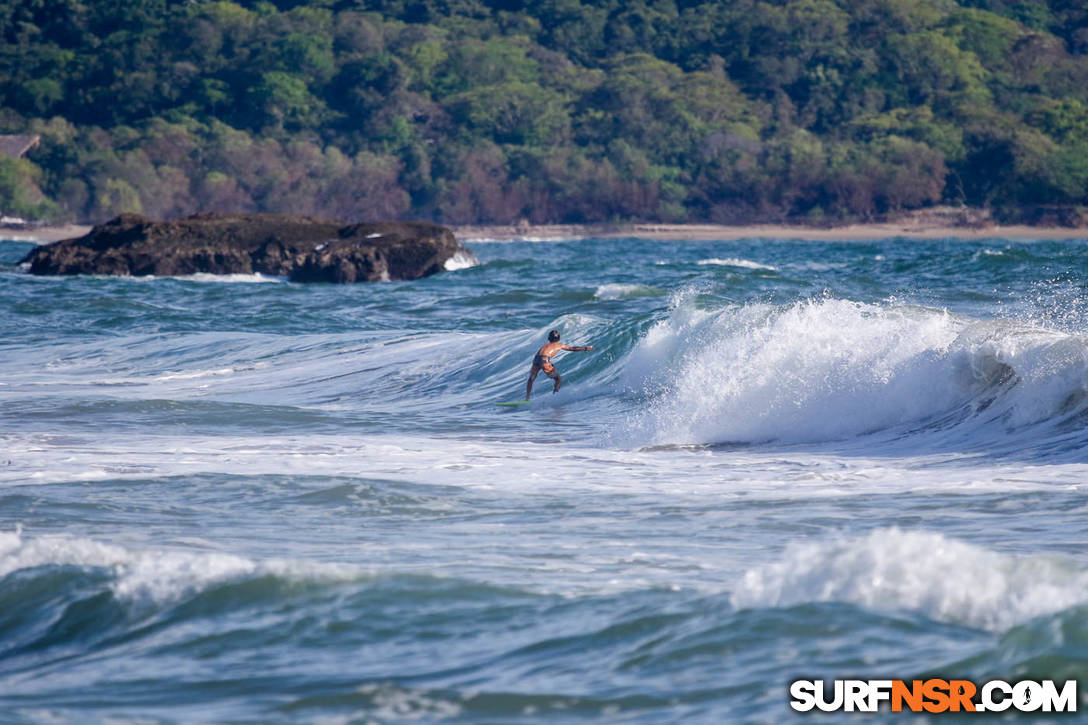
[732, 528, 1088, 632]
[4, 285, 1086, 456]
[619, 297, 1088, 452]
[0, 527, 361, 608]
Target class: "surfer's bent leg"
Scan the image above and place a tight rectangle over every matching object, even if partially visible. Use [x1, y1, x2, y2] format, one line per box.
[526, 365, 540, 400]
[547, 368, 561, 393]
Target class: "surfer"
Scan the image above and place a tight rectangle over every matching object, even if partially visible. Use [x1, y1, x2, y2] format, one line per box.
[526, 329, 594, 400]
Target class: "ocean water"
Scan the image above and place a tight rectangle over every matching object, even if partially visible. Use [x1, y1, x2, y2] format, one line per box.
[1, 234, 1087, 723]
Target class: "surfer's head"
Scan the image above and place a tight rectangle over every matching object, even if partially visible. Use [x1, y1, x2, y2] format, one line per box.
[548, 329, 560, 342]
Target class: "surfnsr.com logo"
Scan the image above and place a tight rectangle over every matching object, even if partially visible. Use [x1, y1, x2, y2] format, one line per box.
[790, 679, 1078, 713]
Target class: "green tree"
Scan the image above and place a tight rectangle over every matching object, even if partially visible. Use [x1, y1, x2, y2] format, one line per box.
[246, 71, 326, 130]
[0, 156, 58, 219]
[445, 81, 569, 145]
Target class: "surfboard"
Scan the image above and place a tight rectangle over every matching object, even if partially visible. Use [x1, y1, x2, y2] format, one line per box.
[494, 400, 531, 406]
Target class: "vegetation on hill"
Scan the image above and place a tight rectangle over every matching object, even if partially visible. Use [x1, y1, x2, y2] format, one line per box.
[2, 0, 1087, 224]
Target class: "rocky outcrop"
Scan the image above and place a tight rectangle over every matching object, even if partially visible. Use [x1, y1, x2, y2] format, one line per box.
[21, 212, 474, 283]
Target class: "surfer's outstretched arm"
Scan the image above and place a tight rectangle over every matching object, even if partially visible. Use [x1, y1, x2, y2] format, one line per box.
[562, 345, 594, 352]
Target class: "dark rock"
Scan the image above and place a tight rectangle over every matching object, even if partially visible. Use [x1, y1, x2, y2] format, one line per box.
[20, 212, 474, 283]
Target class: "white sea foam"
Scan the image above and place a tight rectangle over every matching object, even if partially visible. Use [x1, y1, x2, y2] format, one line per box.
[443, 250, 479, 271]
[183, 273, 287, 283]
[154, 366, 245, 381]
[697, 257, 778, 271]
[5, 425, 1072, 502]
[593, 283, 660, 300]
[732, 528, 1088, 631]
[622, 297, 1088, 447]
[787, 260, 847, 272]
[0, 528, 361, 607]
[108, 273, 287, 284]
[351, 685, 462, 720]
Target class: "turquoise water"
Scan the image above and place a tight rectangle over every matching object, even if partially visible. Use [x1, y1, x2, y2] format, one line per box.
[2, 235, 1088, 722]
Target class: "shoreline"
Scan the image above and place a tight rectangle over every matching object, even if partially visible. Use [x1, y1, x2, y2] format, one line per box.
[6, 220, 1088, 245]
[454, 221, 1088, 241]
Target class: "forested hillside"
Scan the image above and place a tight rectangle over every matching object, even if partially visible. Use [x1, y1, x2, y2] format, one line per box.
[2, 0, 1087, 224]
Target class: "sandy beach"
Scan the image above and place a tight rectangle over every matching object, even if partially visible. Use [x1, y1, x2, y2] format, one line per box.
[8, 217, 1087, 245]
[455, 221, 1088, 241]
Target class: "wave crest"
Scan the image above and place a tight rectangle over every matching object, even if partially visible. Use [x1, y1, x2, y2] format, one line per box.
[621, 298, 1088, 448]
[731, 528, 1088, 631]
[0, 528, 361, 607]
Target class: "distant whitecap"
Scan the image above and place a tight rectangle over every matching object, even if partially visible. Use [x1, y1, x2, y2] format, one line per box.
[697, 257, 778, 271]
